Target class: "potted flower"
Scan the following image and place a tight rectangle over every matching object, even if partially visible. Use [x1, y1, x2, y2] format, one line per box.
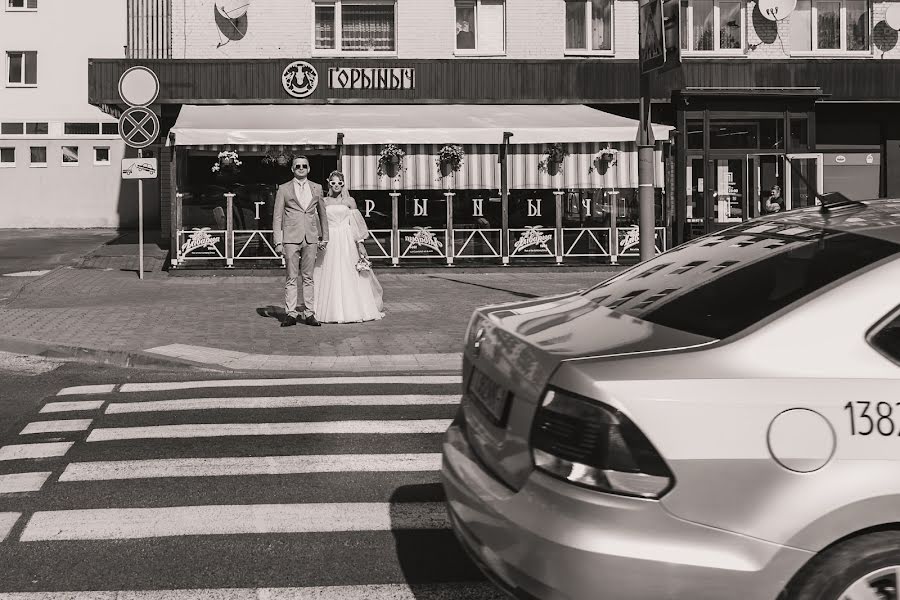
[262, 149, 292, 168]
[377, 144, 406, 178]
[537, 143, 569, 177]
[436, 144, 465, 178]
[589, 146, 618, 174]
[212, 150, 242, 174]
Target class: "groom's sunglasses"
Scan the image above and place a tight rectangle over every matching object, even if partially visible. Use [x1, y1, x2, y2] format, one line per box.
[293, 164, 310, 170]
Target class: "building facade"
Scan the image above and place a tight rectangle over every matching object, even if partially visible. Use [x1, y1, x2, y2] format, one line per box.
[0, 0, 151, 228]
[83, 0, 900, 268]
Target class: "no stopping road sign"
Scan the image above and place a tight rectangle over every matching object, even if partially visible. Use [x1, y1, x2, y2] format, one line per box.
[119, 106, 160, 149]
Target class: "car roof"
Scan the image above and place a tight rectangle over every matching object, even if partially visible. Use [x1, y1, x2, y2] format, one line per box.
[755, 198, 900, 245]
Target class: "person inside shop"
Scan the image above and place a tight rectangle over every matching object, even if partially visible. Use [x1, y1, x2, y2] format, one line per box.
[273, 156, 329, 328]
[764, 184, 785, 214]
[312, 170, 385, 324]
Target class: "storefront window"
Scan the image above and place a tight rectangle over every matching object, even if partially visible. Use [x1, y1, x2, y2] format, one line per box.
[397, 191, 448, 262]
[353, 190, 394, 260]
[790, 118, 809, 152]
[709, 122, 758, 149]
[452, 190, 502, 260]
[687, 119, 704, 150]
[509, 190, 558, 260]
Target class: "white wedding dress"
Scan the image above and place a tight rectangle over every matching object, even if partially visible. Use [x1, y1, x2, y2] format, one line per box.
[313, 201, 385, 323]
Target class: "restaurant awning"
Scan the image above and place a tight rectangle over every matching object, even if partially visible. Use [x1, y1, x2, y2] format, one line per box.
[169, 104, 672, 146]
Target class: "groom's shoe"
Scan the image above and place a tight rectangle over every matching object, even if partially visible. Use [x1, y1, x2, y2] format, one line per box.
[305, 314, 322, 327]
[281, 314, 299, 327]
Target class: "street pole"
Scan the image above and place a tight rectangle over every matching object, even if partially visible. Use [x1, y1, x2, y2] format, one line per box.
[637, 71, 656, 262]
[138, 148, 144, 280]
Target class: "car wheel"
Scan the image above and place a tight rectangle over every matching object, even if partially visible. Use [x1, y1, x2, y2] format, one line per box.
[788, 531, 900, 600]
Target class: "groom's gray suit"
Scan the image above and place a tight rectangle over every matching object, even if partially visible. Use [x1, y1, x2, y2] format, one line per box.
[273, 178, 329, 319]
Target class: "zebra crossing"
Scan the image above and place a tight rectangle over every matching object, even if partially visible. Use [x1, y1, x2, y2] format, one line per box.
[0, 375, 505, 599]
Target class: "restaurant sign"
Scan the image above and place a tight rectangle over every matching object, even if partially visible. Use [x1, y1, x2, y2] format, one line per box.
[329, 67, 415, 90]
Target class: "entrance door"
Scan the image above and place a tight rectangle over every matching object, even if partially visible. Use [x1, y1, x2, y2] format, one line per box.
[707, 157, 746, 232]
[749, 154, 786, 218]
[785, 153, 824, 210]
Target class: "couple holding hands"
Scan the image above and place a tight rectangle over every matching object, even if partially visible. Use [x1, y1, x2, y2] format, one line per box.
[273, 156, 385, 327]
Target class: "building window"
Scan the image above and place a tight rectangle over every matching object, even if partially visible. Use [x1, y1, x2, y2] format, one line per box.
[1, 122, 24, 135]
[565, 0, 612, 52]
[101, 122, 119, 135]
[6, 0, 38, 11]
[65, 122, 101, 135]
[26, 122, 47, 134]
[61, 145, 78, 166]
[791, 0, 869, 52]
[314, 1, 396, 52]
[680, 0, 743, 52]
[94, 147, 110, 165]
[0, 147, 15, 167]
[29, 146, 46, 167]
[6, 51, 37, 85]
[455, 0, 506, 54]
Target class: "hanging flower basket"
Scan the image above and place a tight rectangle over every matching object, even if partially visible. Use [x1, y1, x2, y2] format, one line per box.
[377, 144, 406, 178]
[436, 144, 465, 178]
[537, 143, 569, 176]
[589, 147, 618, 174]
[262, 149, 292, 168]
[211, 150, 242, 174]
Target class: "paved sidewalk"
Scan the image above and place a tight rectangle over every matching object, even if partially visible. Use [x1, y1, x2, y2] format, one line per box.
[0, 260, 623, 372]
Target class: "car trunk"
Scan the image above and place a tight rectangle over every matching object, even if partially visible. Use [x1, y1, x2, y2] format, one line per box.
[460, 293, 714, 491]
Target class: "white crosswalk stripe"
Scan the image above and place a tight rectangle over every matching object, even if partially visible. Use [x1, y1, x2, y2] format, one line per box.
[59, 454, 442, 481]
[0, 375, 491, 597]
[105, 394, 459, 414]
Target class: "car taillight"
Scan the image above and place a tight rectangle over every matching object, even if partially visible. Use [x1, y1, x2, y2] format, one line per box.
[530, 388, 674, 499]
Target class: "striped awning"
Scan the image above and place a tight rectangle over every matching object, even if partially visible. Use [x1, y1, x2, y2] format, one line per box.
[341, 142, 665, 190]
[180, 144, 337, 153]
[341, 144, 499, 191]
[508, 142, 666, 189]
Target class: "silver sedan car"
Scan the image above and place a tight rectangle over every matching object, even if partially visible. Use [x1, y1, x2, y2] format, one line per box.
[442, 197, 900, 600]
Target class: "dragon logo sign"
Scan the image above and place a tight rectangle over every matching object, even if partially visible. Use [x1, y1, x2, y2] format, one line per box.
[282, 61, 319, 98]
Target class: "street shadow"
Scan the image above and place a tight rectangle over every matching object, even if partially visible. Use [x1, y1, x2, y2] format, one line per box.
[257, 305, 286, 323]
[426, 275, 539, 299]
[389, 484, 490, 599]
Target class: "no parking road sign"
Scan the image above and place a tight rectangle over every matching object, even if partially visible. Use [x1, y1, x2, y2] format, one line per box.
[118, 106, 159, 149]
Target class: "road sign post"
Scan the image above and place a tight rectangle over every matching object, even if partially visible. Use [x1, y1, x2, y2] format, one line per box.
[638, 0, 680, 261]
[117, 66, 161, 281]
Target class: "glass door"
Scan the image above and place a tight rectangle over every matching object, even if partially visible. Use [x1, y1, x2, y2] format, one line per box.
[785, 153, 823, 210]
[707, 157, 746, 232]
[685, 155, 706, 239]
[749, 154, 786, 217]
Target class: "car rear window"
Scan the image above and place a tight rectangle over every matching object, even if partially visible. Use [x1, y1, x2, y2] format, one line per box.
[585, 221, 900, 340]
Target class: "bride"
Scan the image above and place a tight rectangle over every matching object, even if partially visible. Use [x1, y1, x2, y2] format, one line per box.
[313, 170, 385, 323]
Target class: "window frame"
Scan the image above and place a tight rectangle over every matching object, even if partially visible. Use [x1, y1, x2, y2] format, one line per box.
[564, 0, 615, 56]
[312, 0, 398, 55]
[680, 0, 746, 55]
[6, 0, 37, 12]
[790, 0, 871, 56]
[0, 147, 15, 167]
[867, 304, 900, 367]
[61, 145, 79, 166]
[6, 50, 36, 87]
[454, 0, 508, 57]
[29, 145, 46, 167]
[93, 146, 111, 166]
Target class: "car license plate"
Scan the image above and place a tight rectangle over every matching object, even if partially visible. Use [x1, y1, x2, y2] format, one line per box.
[468, 367, 510, 425]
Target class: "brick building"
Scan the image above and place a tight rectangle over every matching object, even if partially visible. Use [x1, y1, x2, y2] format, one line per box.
[83, 0, 900, 268]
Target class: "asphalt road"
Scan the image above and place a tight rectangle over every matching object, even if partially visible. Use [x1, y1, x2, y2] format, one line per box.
[0, 363, 501, 599]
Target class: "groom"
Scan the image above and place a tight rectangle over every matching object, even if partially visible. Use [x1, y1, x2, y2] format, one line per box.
[273, 156, 329, 327]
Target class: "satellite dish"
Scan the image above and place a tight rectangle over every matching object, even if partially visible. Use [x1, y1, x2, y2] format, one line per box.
[886, 3, 900, 30]
[215, 0, 250, 20]
[758, 0, 796, 20]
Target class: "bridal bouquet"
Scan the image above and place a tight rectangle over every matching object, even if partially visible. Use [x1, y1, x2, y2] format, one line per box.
[355, 255, 372, 272]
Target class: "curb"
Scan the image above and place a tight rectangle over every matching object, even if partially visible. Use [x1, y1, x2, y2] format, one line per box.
[0, 336, 464, 375]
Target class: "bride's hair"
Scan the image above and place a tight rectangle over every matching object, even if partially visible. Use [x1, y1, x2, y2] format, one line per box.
[327, 170, 351, 199]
